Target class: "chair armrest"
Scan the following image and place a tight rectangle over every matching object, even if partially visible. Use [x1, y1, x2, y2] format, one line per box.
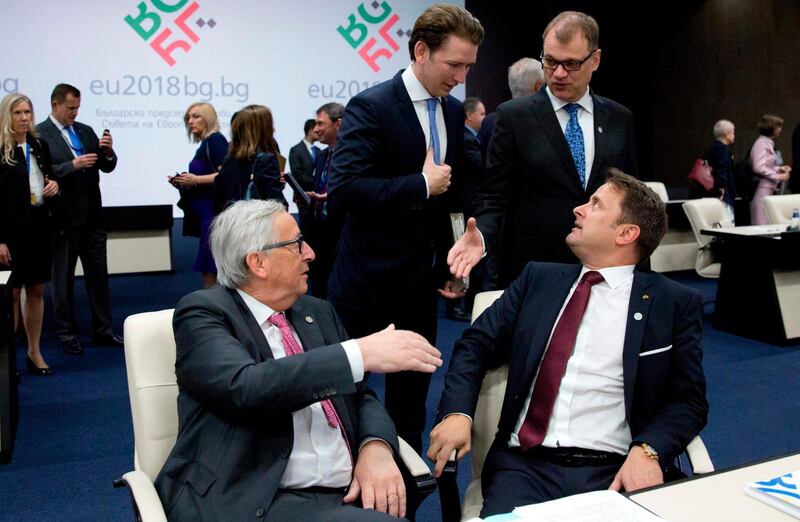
[397, 437, 436, 492]
[686, 436, 714, 474]
[114, 470, 168, 522]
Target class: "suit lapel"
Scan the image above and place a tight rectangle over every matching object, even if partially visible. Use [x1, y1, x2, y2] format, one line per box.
[621, 270, 654, 419]
[393, 71, 427, 160]
[229, 288, 274, 361]
[41, 119, 73, 159]
[529, 90, 583, 192]
[287, 301, 356, 442]
[586, 92, 607, 191]
[520, 265, 582, 388]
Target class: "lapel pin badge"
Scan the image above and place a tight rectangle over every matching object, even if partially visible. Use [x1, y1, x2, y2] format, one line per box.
[305, 316, 314, 324]
[597, 126, 603, 134]
[642, 294, 649, 300]
[634, 312, 643, 321]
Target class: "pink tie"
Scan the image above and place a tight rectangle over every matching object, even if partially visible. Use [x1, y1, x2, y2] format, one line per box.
[518, 270, 605, 450]
[268, 312, 352, 461]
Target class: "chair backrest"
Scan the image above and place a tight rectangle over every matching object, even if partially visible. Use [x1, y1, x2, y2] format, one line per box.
[682, 198, 730, 277]
[123, 309, 179, 482]
[763, 194, 800, 225]
[469, 291, 506, 482]
[644, 181, 669, 202]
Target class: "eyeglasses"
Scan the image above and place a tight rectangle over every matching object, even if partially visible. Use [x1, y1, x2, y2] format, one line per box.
[540, 49, 597, 72]
[261, 235, 304, 254]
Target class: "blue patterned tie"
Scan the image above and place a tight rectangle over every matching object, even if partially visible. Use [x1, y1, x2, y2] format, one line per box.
[426, 98, 441, 165]
[564, 103, 585, 187]
[65, 126, 84, 156]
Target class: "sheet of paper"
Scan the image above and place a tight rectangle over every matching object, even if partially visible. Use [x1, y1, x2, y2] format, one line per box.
[512, 490, 664, 522]
[0, 271, 10, 285]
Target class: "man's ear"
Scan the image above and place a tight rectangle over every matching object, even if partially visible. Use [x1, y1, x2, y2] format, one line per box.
[414, 41, 430, 63]
[615, 223, 640, 247]
[245, 252, 269, 279]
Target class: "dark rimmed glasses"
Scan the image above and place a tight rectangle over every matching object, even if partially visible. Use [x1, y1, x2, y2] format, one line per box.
[261, 235, 304, 254]
[540, 49, 597, 71]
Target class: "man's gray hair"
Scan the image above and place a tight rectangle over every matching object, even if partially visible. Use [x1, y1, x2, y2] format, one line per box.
[713, 119, 734, 139]
[508, 58, 544, 98]
[210, 199, 285, 289]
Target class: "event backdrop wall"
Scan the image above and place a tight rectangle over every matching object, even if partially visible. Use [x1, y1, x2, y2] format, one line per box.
[1, 0, 464, 214]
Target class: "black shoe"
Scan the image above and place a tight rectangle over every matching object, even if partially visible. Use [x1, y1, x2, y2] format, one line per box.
[446, 307, 471, 322]
[26, 356, 54, 376]
[62, 338, 84, 355]
[94, 333, 124, 347]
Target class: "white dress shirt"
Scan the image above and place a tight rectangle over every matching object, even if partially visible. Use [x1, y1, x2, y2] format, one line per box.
[20, 143, 45, 206]
[237, 290, 364, 488]
[302, 138, 315, 156]
[510, 265, 635, 454]
[545, 86, 596, 188]
[402, 64, 447, 199]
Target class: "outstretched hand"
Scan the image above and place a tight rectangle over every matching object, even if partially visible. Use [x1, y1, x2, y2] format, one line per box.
[447, 217, 483, 279]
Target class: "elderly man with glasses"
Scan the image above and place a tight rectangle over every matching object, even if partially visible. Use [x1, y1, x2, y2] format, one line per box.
[448, 10, 639, 287]
[155, 199, 443, 521]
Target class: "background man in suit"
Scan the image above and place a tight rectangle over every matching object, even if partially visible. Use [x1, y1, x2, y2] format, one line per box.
[289, 118, 317, 199]
[155, 200, 443, 521]
[36, 83, 121, 355]
[479, 57, 545, 161]
[327, 4, 484, 452]
[448, 11, 638, 287]
[429, 171, 708, 516]
[301, 102, 344, 299]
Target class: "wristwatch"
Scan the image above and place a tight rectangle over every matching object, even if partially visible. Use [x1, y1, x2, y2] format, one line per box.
[639, 442, 660, 462]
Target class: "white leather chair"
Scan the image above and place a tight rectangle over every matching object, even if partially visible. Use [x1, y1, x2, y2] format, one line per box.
[763, 194, 800, 225]
[682, 198, 731, 278]
[644, 181, 669, 202]
[457, 291, 714, 521]
[115, 309, 435, 521]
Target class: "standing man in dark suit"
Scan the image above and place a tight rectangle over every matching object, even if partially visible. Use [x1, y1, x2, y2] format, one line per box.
[429, 171, 708, 515]
[36, 83, 121, 354]
[327, 4, 484, 451]
[155, 199, 442, 521]
[301, 102, 344, 299]
[289, 118, 317, 200]
[449, 11, 638, 287]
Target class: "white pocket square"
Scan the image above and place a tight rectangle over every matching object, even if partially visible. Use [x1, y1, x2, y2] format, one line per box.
[639, 345, 672, 357]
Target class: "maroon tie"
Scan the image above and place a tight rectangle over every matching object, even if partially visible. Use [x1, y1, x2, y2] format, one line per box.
[268, 312, 352, 461]
[518, 270, 605, 450]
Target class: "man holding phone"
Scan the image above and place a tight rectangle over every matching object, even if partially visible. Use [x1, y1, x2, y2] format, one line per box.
[37, 83, 121, 355]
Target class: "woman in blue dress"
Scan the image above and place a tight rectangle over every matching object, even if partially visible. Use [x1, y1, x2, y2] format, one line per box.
[170, 102, 228, 288]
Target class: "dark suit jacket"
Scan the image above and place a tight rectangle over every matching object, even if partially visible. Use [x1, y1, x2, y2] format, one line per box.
[462, 127, 482, 216]
[327, 70, 464, 313]
[36, 118, 117, 229]
[473, 89, 638, 284]
[155, 286, 398, 521]
[213, 152, 286, 214]
[0, 135, 55, 245]
[706, 140, 736, 208]
[437, 262, 708, 465]
[289, 140, 316, 192]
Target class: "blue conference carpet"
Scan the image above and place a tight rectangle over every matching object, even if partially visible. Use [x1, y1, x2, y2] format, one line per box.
[1, 221, 799, 521]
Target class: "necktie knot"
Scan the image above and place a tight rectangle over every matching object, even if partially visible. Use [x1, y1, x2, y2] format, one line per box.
[268, 312, 288, 329]
[565, 103, 580, 116]
[581, 270, 604, 287]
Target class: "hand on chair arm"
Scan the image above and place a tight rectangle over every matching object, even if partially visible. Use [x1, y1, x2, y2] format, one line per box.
[427, 414, 472, 478]
[344, 440, 406, 518]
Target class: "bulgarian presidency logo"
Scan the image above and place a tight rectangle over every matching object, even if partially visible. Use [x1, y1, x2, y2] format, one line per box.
[337, 1, 410, 73]
[124, 1, 217, 66]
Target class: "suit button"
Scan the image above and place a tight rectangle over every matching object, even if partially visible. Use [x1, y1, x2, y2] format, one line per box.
[256, 507, 265, 517]
[312, 392, 319, 400]
[330, 389, 337, 396]
[513, 394, 520, 400]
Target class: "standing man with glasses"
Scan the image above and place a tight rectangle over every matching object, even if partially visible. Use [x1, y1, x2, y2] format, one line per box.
[327, 4, 484, 452]
[448, 11, 638, 287]
[37, 83, 122, 355]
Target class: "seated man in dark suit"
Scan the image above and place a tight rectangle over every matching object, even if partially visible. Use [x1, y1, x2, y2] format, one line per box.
[428, 170, 708, 516]
[155, 200, 443, 521]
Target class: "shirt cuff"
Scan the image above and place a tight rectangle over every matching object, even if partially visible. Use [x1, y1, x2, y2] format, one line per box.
[477, 228, 487, 258]
[342, 339, 364, 383]
[421, 172, 430, 199]
[444, 412, 473, 424]
[359, 437, 391, 452]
